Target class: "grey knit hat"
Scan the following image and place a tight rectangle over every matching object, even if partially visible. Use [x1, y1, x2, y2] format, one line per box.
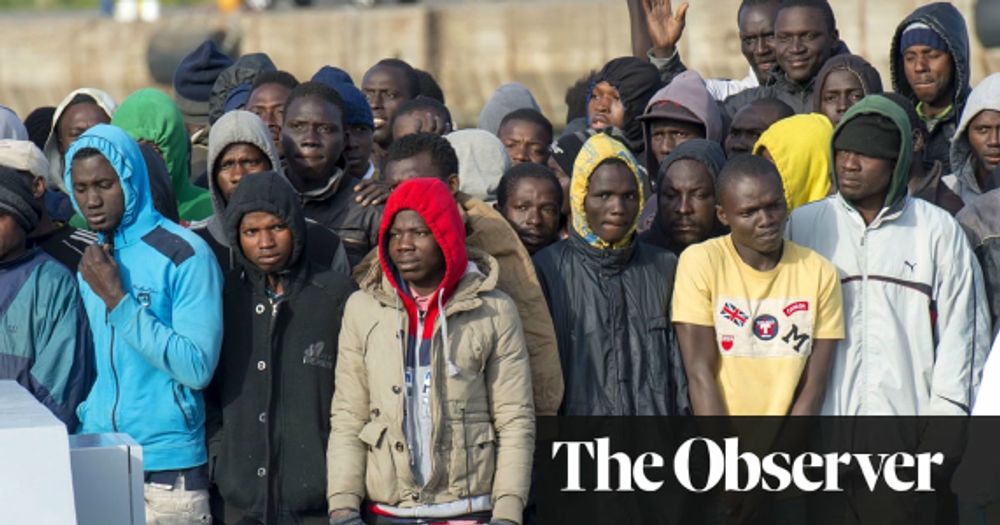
[0, 166, 41, 232]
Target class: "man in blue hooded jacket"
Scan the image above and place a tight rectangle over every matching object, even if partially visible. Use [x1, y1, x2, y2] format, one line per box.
[66, 123, 223, 525]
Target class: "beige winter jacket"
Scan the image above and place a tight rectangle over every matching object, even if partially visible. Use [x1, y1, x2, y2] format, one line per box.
[328, 249, 535, 523]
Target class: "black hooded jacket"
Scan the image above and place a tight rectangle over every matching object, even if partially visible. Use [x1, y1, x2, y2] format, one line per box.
[533, 231, 688, 416]
[592, 57, 662, 154]
[206, 171, 356, 522]
[890, 2, 972, 172]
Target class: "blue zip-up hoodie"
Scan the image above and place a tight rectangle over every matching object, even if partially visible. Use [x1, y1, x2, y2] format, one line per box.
[65, 124, 223, 471]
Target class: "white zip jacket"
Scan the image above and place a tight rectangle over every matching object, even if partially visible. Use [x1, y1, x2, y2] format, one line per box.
[787, 193, 991, 415]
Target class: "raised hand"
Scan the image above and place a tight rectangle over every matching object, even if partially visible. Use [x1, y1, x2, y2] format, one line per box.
[643, 0, 689, 58]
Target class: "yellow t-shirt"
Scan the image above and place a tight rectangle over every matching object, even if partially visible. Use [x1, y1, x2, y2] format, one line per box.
[672, 235, 844, 415]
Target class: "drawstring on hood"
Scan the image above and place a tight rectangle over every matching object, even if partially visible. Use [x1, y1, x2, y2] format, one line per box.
[570, 132, 645, 250]
[832, 95, 914, 210]
[64, 124, 160, 247]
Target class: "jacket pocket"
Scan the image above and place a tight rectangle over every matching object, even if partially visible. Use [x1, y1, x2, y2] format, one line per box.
[645, 316, 671, 394]
[448, 421, 496, 499]
[358, 421, 397, 503]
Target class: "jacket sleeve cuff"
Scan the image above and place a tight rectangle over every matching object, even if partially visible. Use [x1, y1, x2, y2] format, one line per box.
[492, 495, 524, 524]
[646, 47, 678, 69]
[107, 293, 139, 328]
[327, 493, 362, 513]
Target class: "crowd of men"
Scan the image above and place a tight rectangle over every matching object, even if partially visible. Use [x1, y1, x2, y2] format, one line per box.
[2, 0, 1000, 523]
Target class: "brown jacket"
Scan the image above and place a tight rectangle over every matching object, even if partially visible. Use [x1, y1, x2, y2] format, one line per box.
[328, 249, 535, 523]
[353, 192, 564, 416]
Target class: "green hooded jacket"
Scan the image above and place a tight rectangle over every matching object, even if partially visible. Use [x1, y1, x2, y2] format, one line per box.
[111, 88, 213, 222]
[830, 94, 914, 211]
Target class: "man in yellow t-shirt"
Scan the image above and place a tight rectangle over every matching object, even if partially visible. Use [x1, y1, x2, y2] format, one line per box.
[673, 155, 844, 416]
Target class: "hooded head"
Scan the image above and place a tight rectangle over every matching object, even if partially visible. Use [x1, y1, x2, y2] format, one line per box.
[478, 83, 542, 137]
[378, 178, 468, 321]
[112, 88, 212, 221]
[588, 57, 662, 153]
[446, 129, 511, 203]
[172, 40, 234, 127]
[813, 54, 884, 126]
[65, 124, 158, 245]
[639, 70, 723, 175]
[223, 170, 306, 275]
[571, 132, 645, 250]
[950, 73, 1000, 189]
[890, 3, 971, 111]
[209, 53, 277, 125]
[831, 95, 914, 210]
[207, 110, 281, 215]
[652, 139, 727, 253]
[0, 106, 28, 142]
[43, 88, 117, 194]
[752, 113, 833, 211]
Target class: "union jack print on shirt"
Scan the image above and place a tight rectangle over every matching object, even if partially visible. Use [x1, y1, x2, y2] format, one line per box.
[720, 302, 749, 327]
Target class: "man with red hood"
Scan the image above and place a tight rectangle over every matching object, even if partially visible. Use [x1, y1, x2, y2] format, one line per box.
[327, 178, 534, 525]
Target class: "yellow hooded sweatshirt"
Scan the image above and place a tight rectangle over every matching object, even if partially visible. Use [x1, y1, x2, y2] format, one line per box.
[753, 114, 833, 211]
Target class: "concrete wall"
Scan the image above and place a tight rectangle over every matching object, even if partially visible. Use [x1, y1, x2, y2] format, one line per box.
[1, 0, 996, 127]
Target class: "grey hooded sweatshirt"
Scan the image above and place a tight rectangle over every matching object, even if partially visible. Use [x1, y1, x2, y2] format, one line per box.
[943, 73, 1000, 206]
[191, 110, 349, 276]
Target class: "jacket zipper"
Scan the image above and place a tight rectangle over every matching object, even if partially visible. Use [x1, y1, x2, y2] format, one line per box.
[107, 310, 120, 432]
[860, 229, 868, 412]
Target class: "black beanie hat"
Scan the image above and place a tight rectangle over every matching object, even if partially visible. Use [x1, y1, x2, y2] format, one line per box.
[173, 40, 233, 126]
[833, 114, 901, 160]
[0, 166, 41, 232]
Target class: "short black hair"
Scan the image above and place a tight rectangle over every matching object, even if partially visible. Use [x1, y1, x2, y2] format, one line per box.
[777, 0, 837, 34]
[497, 163, 563, 211]
[717, 153, 784, 202]
[24, 106, 55, 150]
[374, 58, 421, 99]
[392, 96, 453, 130]
[252, 70, 299, 92]
[565, 71, 598, 123]
[499, 108, 554, 143]
[284, 81, 345, 127]
[415, 69, 445, 104]
[71, 147, 104, 163]
[737, 97, 796, 123]
[385, 132, 459, 181]
[738, 0, 779, 21]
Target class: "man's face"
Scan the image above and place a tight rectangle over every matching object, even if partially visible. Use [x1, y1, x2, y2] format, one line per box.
[774, 6, 837, 84]
[363, 65, 413, 147]
[658, 159, 717, 251]
[903, 45, 954, 107]
[248, 83, 293, 155]
[239, 210, 294, 274]
[57, 103, 110, 154]
[834, 149, 894, 207]
[345, 124, 375, 179]
[738, 1, 780, 82]
[588, 81, 626, 131]
[717, 173, 787, 257]
[215, 143, 271, 202]
[649, 119, 705, 164]
[499, 119, 552, 165]
[281, 96, 345, 184]
[71, 154, 125, 234]
[387, 209, 446, 293]
[819, 70, 866, 126]
[725, 105, 784, 157]
[500, 176, 561, 255]
[0, 212, 27, 263]
[967, 110, 1000, 179]
[584, 161, 639, 245]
